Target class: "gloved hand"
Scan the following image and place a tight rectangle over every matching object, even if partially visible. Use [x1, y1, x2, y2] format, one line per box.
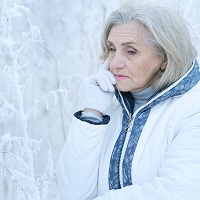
[79, 59, 116, 115]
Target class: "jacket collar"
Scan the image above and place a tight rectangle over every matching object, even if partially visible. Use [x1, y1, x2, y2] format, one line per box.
[115, 60, 200, 115]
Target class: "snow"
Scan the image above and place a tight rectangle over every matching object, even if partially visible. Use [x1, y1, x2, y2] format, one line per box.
[0, 0, 199, 199]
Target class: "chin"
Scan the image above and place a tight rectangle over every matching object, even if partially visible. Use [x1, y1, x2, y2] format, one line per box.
[116, 85, 131, 92]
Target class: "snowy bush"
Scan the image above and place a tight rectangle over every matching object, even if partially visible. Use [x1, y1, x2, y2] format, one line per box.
[0, 1, 59, 199]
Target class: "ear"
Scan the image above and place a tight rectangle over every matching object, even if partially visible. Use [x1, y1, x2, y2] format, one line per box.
[160, 61, 167, 71]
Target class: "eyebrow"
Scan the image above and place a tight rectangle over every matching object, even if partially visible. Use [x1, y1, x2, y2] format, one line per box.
[122, 41, 138, 46]
[106, 40, 138, 46]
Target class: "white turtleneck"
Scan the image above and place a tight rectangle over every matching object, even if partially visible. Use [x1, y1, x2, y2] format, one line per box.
[131, 86, 154, 113]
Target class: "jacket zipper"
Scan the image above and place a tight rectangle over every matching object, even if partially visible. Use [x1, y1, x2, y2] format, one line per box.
[126, 113, 133, 132]
[119, 112, 134, 188]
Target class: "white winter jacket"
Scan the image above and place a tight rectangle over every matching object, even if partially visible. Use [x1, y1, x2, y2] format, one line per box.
[56, 60, 200, 200]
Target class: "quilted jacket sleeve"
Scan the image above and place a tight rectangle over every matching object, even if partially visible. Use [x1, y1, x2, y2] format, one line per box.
[56, 116, 108, 200]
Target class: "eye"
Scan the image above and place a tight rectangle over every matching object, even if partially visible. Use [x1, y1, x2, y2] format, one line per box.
[127, 50, 136, 55]
[108, 47, 116, 52]
[126, 47, 137, 55]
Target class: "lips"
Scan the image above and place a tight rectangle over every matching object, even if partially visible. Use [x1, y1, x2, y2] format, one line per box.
[115, 74, 129, 81]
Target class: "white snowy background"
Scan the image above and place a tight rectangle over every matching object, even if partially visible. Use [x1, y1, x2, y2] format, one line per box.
[0, 0, 199, 199]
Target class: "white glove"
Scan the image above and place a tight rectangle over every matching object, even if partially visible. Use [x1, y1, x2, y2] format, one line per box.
[79, 60, 116, 115]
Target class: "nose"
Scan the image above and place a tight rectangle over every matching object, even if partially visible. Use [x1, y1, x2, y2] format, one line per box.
[109, 54, 125, 70]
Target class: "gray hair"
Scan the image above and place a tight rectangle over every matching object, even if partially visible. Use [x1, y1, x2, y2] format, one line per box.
[100, 0, 198, 90]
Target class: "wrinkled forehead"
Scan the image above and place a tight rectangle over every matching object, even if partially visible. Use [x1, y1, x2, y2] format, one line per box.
[107, 22, 148, 45]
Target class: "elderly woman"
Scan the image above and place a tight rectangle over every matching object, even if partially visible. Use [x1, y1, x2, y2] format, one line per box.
[56, 0, 200, 199]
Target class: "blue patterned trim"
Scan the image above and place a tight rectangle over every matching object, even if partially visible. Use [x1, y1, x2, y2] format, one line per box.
[109, 60, 200, 189]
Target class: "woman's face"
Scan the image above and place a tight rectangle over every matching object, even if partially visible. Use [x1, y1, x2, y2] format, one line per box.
[107, 21, 166, 93]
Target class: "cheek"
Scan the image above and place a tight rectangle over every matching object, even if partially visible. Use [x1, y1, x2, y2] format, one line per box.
[138, 58, 162, 74]
[128, 63, 160, 82]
